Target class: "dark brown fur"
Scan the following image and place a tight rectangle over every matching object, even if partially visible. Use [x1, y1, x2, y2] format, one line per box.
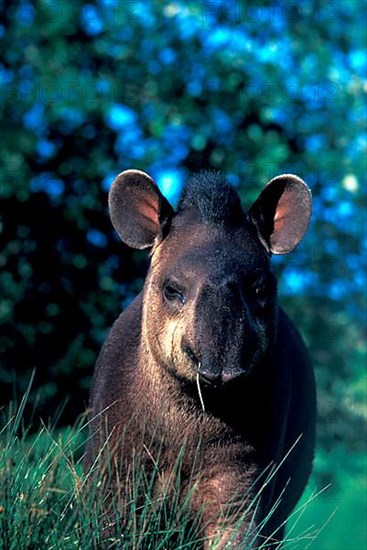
[84, 170, 316, 548]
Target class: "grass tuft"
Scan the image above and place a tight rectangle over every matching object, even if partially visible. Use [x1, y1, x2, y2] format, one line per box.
[0, 387, 332, 549]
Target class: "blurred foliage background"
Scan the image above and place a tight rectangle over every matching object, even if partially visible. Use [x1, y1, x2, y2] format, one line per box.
[0, 0, 366, 547]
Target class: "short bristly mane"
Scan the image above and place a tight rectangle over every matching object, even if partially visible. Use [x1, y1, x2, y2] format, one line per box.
[177, 171, 244, 225]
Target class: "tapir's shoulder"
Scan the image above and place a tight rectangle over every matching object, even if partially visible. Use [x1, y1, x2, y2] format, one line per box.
[277, 307, 311, 366]
[272, 306, 316, 427]
[276, 306, 316, 448]
[109, 292, 143, 350]
[270, 307, 316, 519]
[89, 293, 143, 407]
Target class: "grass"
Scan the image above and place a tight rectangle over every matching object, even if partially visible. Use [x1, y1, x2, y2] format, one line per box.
[0, 381, 355, 549]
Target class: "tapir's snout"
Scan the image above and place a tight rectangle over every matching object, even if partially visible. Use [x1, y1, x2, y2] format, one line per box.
[183, 342, 248, 385]
[185, 280, 256, 386]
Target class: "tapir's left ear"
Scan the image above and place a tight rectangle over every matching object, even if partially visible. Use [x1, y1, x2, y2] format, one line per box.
[109, 169, 174, 249]
[247, 174, 312, 254]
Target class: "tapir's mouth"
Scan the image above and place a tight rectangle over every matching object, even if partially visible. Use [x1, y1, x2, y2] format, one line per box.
[197, 364, 221, 385]
[183, 344, 248, 385]
[197, 367, 220, 387]
[198, 364, 247, 385]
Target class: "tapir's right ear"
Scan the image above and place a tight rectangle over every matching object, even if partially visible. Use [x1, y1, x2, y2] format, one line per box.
[108, 169, 175, 249]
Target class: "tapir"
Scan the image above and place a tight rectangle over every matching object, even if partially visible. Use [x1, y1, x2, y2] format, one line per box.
[84, 169, 316, 548]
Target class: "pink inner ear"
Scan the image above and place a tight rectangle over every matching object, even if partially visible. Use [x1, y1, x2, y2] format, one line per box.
[271, 184, 310, 253]
[135, 194, 159, 234]
[273, 187, 293, 233]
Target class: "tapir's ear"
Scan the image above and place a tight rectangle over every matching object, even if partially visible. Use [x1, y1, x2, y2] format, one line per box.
[108, 169, 174, 249]
[247, 174, 312, 254]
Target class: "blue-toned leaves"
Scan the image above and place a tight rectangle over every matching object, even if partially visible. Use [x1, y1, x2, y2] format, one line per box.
[154, 168, 185, 206]
[106, 104, 137, 130]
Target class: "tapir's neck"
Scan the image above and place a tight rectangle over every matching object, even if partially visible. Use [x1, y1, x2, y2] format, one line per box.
[135, 337, 275, 455]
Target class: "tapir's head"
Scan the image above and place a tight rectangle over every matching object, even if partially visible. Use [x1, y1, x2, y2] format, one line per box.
[109, 170, 311, 386]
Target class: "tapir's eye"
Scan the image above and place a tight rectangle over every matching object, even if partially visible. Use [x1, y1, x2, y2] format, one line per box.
[251, 274, 276, 309]
[253, 287, 266, 307]
[163, 282, 185, 305]
[254, 284, 266, 297]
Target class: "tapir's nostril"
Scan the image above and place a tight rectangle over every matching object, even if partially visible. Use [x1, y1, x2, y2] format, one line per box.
[221, 369, 246, 383]
[197, 364, 221, 384]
